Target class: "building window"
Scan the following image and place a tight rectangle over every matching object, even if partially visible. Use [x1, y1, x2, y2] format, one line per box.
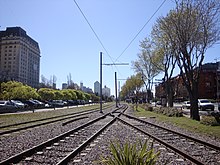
[205, 82, 211, 87]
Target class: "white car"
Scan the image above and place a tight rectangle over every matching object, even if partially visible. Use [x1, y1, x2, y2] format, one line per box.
[198, 99, 214, 111]
[182, 101, 191, 109]
[0, 100, 18, 110]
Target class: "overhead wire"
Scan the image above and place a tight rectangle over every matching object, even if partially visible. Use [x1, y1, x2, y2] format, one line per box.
[73, 0, 115, 63]
[73, 0, 167, 79]
[115, 0, 167, 62]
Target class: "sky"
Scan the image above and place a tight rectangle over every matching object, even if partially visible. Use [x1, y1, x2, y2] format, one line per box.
[0, 0, 219, 96]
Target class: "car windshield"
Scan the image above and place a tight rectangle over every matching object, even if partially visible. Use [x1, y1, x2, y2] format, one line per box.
[200, 100, 210, 103]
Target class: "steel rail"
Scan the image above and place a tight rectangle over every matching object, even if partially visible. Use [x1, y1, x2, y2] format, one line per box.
[0, 106, 120, 165]
[122, 113, 220, 151]
[56, 117, 117, 165]
[57, 105, 128, 165]
[0, 104, 113, 136]
[0, 104, 112, 129]
[117, 117, 205, 165]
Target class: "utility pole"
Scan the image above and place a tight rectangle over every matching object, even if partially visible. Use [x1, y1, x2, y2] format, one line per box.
[100, 52, 103, 113]
[99, 52, 129, 110]
[118, 79, 126, 105]
[118, 81, 120, 106]
[115, 72, 118, 107]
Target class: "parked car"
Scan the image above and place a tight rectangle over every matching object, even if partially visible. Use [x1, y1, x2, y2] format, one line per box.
[182, 101, 191, 109]
[32, 100, 45, 108]
[66, 100, 78, 106]
[22, 100, 38, 108]
[0, 100, 18, 110]
[198, 99, 214, 111]
[48, 100, 65, 108]
[11, 100, 25, 108]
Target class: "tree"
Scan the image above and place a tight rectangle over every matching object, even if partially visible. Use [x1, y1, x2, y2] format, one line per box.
[90, 93, 100, 102]
[151, 28, 177, 107]
[0, 81, 39, 100]
[84, 93, 91, 101]
[120, 73, 144, 103]
[54, 90, 64, 100]
[61, 89, 77, 100]
[38, 88, 55, 101]
[154, 0, 220, 120]
[74, 90, 85, 100]
[132, 37, 162, 102]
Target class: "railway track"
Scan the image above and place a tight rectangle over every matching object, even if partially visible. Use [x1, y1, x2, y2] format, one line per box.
[0, 104, 113, 136]
[119, 113, 220, 165]
[0, 105, 128, 165]
[0, 104, 219, 164]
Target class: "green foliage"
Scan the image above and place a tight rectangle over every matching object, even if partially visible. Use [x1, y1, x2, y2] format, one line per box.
[38, 88, 55, 100]
[99, 140, 160, 165]
[90, 93, 100, 102]
[0, 81, 39, 100]
[121, 73, 144, 99]
[0, 80, 91, 101]
[61, 89, 72, 100]
[12, 85, 39, 100]
[84, 93, 91, 101]
[74, 90, 86, 100]
[68, 89, 77, 100]
[53, 90, 64, 100]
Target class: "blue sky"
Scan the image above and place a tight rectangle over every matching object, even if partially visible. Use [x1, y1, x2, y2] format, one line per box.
[1, 0, 219, 95]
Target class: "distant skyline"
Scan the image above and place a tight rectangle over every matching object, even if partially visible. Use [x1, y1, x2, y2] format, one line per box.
[1, 0, 219, 96]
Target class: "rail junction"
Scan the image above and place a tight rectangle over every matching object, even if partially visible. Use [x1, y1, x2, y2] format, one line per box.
[0, 103, 219, 164]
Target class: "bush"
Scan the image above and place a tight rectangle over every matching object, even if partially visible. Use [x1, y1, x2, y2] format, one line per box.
[210, 112, 220, 124]
[200, 115, 220, 126]
[148, 106, 183, 117]
[136, 103, 183, 117]
[99, 140, 160, 165]
[139, 103, 153, 111]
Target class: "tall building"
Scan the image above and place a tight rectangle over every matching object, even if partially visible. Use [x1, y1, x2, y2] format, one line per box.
[103, 85, 111, 97]
[0, 27, 40, 88]
[94, 81, 100, 96]
[62, 83, 68, 89]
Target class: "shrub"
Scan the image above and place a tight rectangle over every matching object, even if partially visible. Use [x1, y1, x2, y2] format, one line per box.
[210, 112, 220, 124]
[139, 103, 153, 111]
[200, 115, 220, 126]
[153, 107, 183, 117]
[99, 140, 160, 165]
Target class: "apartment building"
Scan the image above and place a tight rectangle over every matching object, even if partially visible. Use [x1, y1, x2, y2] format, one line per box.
[155, 62, 220, 100]
[0, 27, 40, 88]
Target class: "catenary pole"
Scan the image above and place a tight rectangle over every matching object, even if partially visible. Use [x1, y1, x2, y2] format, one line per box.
[100, 52, 103, 113]
[115, 72, 118, 107]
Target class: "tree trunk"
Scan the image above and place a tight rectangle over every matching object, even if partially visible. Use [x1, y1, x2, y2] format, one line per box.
[189, 83, 200, 121]
[165, 79, 174, 107]
[168, 88, 174, 107]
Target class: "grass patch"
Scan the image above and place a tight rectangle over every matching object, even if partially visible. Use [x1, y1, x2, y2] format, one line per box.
[0, 103, 112, 127]
[134, 106, 220, 139]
